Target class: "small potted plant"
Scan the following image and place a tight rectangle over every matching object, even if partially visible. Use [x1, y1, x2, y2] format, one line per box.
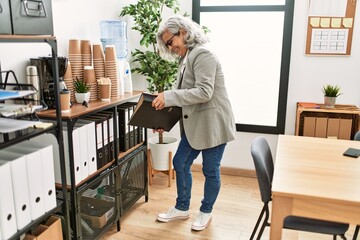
[322, 84, 342, 108]
[74, 77, 91, 103]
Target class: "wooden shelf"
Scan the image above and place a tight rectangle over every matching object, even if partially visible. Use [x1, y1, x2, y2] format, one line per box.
[37, 91, 143, 119]
[295, 102, 360, 139]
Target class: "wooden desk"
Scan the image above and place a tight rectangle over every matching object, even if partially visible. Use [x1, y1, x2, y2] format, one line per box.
[270, 135, 360, 239]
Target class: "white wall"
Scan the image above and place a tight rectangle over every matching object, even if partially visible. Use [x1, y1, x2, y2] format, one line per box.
[1, 0, 360, 170]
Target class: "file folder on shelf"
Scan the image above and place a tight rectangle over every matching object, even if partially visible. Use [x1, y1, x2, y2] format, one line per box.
[63, 127, 83, 184]
[120, 103, 136, 148]
[76, 120, 97, 176]
[0, 160, 18, 239]
[83, 117, 107, 169]
[73, 124, 90, 180]
[122, 102, 144, 145]
[30, 132, 82, 187]
[0, 151, 31, 230]
[117, 105, 131, 152]
[16, 141, 57, 213]
[92, 112, 115, 162]
[5, 145, 46, 220]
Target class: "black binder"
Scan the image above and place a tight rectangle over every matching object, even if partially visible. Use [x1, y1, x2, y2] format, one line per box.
[128, 92, 182, 132]
[120, 102, 140, 147]
[117, 104, 131, 152]
[92, 112, 115, 162]
[83, 116, 108, 169]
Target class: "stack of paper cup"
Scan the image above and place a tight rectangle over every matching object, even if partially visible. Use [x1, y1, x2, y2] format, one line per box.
[81, 40, 92, 69]
[92, 43, 105, 97]
[105, 45, 119, 98]
[68, 39, 83, 82]
[84, 66, 97, 101]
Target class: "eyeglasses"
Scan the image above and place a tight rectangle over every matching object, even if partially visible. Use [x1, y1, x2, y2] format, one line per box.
[165, 31, 180, 48]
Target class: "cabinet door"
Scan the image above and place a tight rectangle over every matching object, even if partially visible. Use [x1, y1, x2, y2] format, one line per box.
[338, 119, 352, 140]
[303, 117, 316, 137]
[0, 0, 12, 34]
[327, 118, 340, 138]
[315, 117, 327, 138]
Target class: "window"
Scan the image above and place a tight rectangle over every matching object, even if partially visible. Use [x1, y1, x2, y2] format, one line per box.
[192, 0, 294, 134]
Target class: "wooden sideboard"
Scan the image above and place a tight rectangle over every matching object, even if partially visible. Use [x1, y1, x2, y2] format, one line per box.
[295, 102, 360, 140]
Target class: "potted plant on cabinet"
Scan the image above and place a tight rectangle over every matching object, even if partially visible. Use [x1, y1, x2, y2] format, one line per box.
[120, 0, 180, 173]
[74, 77, 91, 104]
[322, 84, 342, 108]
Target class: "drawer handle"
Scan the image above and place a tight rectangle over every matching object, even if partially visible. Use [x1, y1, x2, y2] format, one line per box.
[23, 0, 47, 18]
[0, 4, 3, 13]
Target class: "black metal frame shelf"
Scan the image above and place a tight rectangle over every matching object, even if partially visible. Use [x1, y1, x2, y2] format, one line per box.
[0, 34, 70, 240]
[38, 95, 148, 239]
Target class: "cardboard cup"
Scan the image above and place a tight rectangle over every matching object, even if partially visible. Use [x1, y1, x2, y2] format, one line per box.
[105, 45, 116, 61]
[80, 40, 92, 55]
[84, 66, 96, 83]
[93, 44, 105, 59]
[60, 89, 71, 112]
[68, 39, 81, 55]
[64, 61, 73, 80]
[98, 84, 111, 101]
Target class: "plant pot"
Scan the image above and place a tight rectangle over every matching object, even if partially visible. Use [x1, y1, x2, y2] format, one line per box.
[324, 96, 336, 108]
[75, 92, 90, 103]
[148, 136, 178, 171]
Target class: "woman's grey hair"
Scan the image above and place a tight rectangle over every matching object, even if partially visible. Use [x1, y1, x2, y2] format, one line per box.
[157, 15, 209, 59]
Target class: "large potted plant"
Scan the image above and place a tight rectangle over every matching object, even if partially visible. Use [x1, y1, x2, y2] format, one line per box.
[120, 0, 180, 172]
[322, 84, 342, 108]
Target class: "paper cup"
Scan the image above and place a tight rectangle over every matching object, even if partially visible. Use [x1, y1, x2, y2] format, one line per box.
[105, 45, 116, 62]
[68, 39, 81, 55]
[60, 89, 71, 112]
[80, 40, 92, 55]
[84, 66, 96, 83]
[98, 84, 111, 101]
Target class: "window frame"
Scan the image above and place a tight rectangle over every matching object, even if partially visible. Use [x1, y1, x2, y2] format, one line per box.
[192, 0, 295, 134]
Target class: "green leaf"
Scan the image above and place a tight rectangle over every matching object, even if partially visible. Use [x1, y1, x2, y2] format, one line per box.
[119, 0, 180, 93]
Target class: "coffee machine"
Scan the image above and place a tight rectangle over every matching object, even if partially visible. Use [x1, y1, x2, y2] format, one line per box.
[29, 57, 68, 109]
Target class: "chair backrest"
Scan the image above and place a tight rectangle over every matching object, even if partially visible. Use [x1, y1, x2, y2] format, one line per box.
[354, 131, 360, 141]
[251, 136, 274, 204]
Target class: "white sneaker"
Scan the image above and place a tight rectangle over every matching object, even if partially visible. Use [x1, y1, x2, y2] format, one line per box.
[157, 206, 190, 222]
[191, 211, 212, 231]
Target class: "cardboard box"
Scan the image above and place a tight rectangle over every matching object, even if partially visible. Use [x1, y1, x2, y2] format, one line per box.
[24, 216, 63, 240]
[81, 197, 115, 228]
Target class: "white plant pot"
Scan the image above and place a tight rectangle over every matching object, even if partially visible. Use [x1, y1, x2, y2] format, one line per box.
[75, 92, 90, 103]
[324, 96, 336, 108]
[148, 136, 178, 171]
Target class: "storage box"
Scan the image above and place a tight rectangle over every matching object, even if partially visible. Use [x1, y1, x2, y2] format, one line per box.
[23, 216, 63, 240]
[10, 0, 54, 35]
[0, 0, 12, 34]
[81, 197, 115, 228]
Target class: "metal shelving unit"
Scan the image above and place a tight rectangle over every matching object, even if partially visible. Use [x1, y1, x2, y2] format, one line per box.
[37, 92, 148, 239]
[0, 35, 70, 240]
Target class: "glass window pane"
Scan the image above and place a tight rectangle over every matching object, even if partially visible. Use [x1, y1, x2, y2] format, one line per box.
[201, 12, 284, 126]
[200, 0, 285, 6]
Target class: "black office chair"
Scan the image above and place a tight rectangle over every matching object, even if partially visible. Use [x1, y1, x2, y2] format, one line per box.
[354, 131, 360, 141]
[250, 136, 349, 240]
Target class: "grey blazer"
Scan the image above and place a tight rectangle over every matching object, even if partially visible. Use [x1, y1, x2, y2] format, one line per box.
[164, 45, 236, 150]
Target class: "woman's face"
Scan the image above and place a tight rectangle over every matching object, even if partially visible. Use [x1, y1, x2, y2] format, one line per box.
[162, 29, 188, 57]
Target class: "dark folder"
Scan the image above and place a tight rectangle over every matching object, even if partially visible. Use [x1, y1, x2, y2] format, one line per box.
[128, 93, 182, 132]
[92, 112, 115, 162]
[117, 105, 131, 152]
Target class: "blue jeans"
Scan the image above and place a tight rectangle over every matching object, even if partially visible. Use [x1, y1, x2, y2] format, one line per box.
[173, 134, 226, 213]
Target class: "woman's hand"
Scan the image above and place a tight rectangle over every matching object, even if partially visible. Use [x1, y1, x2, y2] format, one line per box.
[152, 92, 165, 110]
